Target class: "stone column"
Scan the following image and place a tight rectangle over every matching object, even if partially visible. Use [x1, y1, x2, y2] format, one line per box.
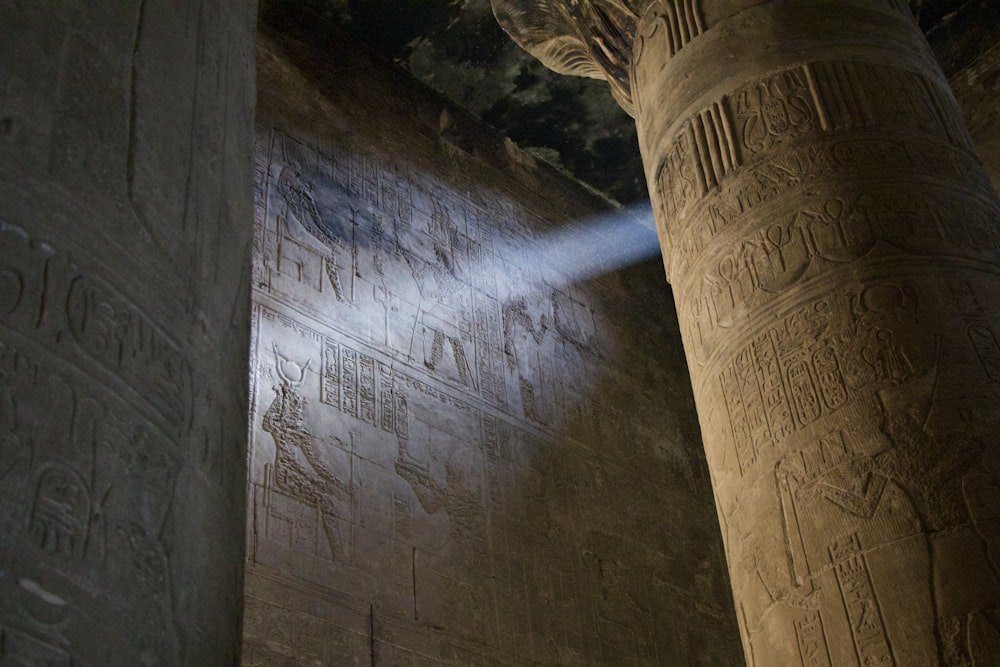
[493, 1, 1000, 664]
[0, 2, 254, 663]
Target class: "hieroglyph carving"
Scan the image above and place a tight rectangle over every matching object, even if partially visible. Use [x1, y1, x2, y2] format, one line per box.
[0, 339, 182, 662]
[829, 534, 894, 666]
[653, 60, 977, 260]
[255, 128, 618, 428]
[0, 223, 195, 437]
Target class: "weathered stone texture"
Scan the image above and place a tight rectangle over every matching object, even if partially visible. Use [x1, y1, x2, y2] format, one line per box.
[494, 0, 1000, 664]
[245, 5, 742, 665]
[0, 2, 255, 664]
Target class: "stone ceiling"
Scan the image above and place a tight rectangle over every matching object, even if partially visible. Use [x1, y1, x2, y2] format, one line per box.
[289, 0, 990, 205]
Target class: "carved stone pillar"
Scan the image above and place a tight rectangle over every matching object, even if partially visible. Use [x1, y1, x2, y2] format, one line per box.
[0, 2, 254, 663]
[493, 1, 1000, 663]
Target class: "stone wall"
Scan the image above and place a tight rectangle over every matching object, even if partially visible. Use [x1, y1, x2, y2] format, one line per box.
[244, 7, 743, 665]
[0, 1, 255, 664]
[927, 0, 1000, 189]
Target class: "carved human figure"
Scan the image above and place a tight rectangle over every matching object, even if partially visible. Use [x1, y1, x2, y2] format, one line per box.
[492, 0, 1000, 662]
[277, 165, 351, 303]
[262, 346, 350, 557]
[501, 269, 553, 422]
[395, 437, 486, 561]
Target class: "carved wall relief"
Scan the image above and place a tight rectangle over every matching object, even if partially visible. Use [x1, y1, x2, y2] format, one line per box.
[246, 24, 739, 665]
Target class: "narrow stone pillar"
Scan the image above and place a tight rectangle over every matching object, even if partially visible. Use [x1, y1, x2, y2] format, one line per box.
[0, 2, 255, 663]
[493, 1, 1000, 663]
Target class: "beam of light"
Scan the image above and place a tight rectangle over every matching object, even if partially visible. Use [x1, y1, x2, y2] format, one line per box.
[492, 201, 663, 300]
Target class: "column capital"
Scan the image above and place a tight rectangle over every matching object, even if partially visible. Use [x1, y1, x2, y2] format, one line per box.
[491, 0, 642, 114]
[491, 0, 921, 116]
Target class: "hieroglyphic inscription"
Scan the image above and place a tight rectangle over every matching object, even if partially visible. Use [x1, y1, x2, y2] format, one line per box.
[65, 275, 194, 432]
[656, 60, 976, 245]
[253, 126, 273, 287]
[0, 223, 194, 438]
[656, 101, 738, 221]
[319, 335, 406, 435]
[652, 0, 704, 58]
[670, 133, 991, 277]
[321, 337, 340, 407]
[475, 294, 508, 409]
[732, 68, 818, 159]
[379, 362, 395, 433]
[838, 61, 969, 148]
[0, 336, 182, 662]
[719, 305, 847, 475]
[341, 347, 358, 418]
[323, 143, 413, 224]
[830, 534, 894, 666]
[684, 186, 1000, 352]
[657, 64, 819, 225]
[259, 125, 678, 434]
[30, 464, 91, 560]
[397, 373, 476, 417]
[794, 610, 833, 667]
[248, 36, 744, 658]
[359, 353, 376, 424]
[720, 334, 787, 474]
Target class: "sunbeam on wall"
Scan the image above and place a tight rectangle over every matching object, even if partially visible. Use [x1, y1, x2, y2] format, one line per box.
[495, 202, 662, 302]
[241, 26, 740, 666]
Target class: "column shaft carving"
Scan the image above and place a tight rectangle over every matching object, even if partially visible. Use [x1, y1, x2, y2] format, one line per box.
[641, 3, 1000, 665]
[0, 1, 254, 663]
[495, 0, 1000, 664]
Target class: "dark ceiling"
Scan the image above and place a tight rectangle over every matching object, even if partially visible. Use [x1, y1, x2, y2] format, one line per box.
[286, 0, 988, 205]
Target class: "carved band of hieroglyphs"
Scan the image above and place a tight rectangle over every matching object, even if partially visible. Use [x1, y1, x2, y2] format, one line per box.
[795, 610, 833, 667]
[670, 135, 992, 276]
[681, 187, 1000, 350]
[253, 127, 274, 287]
[0, 335, 181, 651]
[321, 337, 341, 408]
[719, 317, 848, 475]
[829, 534, 895, 666]
[0, 223, 194, 435]
[31, 463, 92, 561]
[652, 60, 972, 227]
[655, 102, 739, 222]
[809, 60, 968, 146]
[650, 0, 704, 58]
[475, 293, 508, 409]
[321, 336, 407, 438]
[65, 276, 194, 431]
